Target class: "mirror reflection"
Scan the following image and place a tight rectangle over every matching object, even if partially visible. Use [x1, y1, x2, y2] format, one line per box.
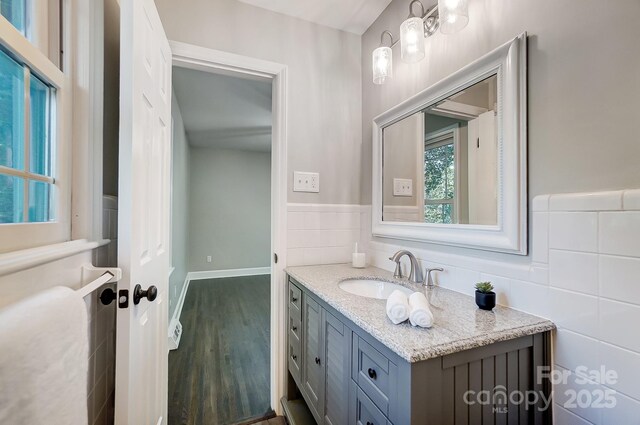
[382, 74, 498, 225]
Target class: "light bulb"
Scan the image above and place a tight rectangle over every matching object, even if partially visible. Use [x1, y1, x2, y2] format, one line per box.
[445, 0, 459, 9]
[372, 46, 392, 85]
[400, 16, 425, 63]
[438, 0, 468, 34]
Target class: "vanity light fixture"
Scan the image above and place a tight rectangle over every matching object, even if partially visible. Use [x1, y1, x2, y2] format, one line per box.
[373, 31, 394, 85]
[372, 0, 468, 84]
[438, 0, 469, 34]
[400, 0, 428, 63]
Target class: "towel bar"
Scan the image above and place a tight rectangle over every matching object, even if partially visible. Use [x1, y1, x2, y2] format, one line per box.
[76, 264, 122, 299]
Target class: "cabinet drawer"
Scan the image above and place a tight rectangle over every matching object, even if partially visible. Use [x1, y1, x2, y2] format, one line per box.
[352, 334, 397, 417]
[289, 312, 301, 341]
[289, 281, 302, 319]
[288, 333, 302, 384]
[350, 380, 392, 425]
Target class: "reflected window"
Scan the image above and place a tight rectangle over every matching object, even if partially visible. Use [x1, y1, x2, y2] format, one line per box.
[424, 132, 455, 224]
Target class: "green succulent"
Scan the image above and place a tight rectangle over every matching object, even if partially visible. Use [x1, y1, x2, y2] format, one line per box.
[475, 281, 494, 293]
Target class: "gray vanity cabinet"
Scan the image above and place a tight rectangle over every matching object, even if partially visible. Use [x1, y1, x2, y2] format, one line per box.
[287, 276, 552, 425]
[302, 295, 324, 420]
[293, 282, 351, 425]
[322, 310, 350, 425]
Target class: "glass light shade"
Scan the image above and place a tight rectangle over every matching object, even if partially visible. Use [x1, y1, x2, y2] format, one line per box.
[400, 16, 425, 63]
[438, 0, 469, 34]
[372, 46, 393, 85]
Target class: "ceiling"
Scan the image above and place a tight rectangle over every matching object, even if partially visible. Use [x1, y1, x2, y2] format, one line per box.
[172, 67, 272, 152]
[236, 0, 392, 34]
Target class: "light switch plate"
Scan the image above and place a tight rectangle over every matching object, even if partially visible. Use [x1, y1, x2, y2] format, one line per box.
[293, 171, 320, 193]
[393, 178, 413, 196]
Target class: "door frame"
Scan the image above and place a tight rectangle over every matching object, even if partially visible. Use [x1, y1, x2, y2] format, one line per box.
[170, 40, 289, 414]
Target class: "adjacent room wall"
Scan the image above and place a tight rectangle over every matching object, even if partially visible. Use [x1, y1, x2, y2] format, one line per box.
[154, 0, 362, 205]
[188, 147, 271, 272]
[169, 92, 190, 320]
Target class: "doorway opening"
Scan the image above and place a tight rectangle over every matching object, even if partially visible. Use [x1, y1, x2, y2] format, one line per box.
[166, 43, 288, 424]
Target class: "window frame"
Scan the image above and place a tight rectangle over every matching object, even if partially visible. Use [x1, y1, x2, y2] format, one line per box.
[423, 125, 460, 224]
[0, 13, 70, 252]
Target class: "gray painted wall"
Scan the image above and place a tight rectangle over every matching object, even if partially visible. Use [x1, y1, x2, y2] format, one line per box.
[155, 0, 362, 204]
[362, 0, 640, 206]
[169, 92, 190, 320]
[102, 0, 120, 196]
[187, 147, 271, 271]
[362, 0, 640, 262]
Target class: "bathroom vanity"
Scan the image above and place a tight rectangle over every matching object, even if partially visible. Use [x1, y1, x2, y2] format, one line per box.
[284, 264, 554, 425]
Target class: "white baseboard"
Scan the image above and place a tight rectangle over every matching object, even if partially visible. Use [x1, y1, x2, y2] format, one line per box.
[168, 273, 190, 338]
[187, 266, 271, 281]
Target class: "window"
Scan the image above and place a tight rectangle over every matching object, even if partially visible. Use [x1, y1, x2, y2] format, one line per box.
[0, 1, 69, 251]
[0, 0, 25, 34]
[0, 49, 55, 223]
[424, 132, 456, 224]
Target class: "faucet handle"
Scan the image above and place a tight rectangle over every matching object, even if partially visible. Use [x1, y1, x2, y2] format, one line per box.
[425, 267, 444, 287]
[390, 258, 403, 278]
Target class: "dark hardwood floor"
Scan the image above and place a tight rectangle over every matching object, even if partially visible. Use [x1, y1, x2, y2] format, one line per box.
[168, 275, 272, 425]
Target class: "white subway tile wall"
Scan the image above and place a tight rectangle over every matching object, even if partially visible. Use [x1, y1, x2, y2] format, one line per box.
[336, 189, 640, 424]
[286, 204, 363, 266]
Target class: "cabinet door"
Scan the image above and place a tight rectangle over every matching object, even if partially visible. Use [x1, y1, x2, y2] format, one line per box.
[322, 310, 351, 425]
[302, 294, 324, 422]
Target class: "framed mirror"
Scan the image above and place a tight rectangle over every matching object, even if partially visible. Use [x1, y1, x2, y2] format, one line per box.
[372, 33, 527, 254]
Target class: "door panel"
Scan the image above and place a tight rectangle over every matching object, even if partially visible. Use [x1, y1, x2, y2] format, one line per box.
[115, 0, 172, 423]
[302, 295, 323, 421]
[323, 310, 350, 425]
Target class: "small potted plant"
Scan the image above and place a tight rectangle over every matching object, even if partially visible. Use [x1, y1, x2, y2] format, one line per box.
[475, 282, 496, 311]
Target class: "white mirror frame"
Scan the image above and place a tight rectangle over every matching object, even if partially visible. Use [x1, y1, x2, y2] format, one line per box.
[372, 33, 527, 255]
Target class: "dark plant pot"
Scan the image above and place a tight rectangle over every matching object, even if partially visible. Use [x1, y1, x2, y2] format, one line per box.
[475, 290, 496, 311]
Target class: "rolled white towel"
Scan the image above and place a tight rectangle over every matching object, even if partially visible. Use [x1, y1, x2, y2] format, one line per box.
[408, 292, 434, 328]
[386, 290, 410, 324]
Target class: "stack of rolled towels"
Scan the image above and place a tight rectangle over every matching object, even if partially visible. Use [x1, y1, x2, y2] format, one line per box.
[385, 290, 434, 328]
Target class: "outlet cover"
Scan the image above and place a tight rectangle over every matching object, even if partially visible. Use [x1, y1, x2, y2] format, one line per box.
[393, 178, 413, 196]
[293, 171, 320, 193]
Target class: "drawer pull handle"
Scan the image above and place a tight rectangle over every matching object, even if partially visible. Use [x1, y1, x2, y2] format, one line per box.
[315, 357, 321, 365]
[368, 368, 377, 380]
[292, 296, 298, 302]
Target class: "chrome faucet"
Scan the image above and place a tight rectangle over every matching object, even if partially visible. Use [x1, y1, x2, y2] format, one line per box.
[389, 250, 424, 284]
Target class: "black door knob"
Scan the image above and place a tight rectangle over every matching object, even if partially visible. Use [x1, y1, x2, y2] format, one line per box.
[315, 357, 321, 365]
[133, 284, 158, 305]
[368, 368, 377, 380]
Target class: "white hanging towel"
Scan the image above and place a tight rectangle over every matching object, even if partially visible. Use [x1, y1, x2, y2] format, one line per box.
[0, 286, 89, 425]
[408, 292, 434, 328]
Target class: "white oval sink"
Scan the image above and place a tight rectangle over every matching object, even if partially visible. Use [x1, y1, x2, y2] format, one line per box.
[339, 279, 414, 300]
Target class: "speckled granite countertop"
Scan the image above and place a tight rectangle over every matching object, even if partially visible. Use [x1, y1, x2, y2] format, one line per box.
[286, 264, 555, 363]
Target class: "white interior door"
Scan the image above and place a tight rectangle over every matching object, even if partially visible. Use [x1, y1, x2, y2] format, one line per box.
[115, 0, 172, 423]
[467, 110, 497, 225]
